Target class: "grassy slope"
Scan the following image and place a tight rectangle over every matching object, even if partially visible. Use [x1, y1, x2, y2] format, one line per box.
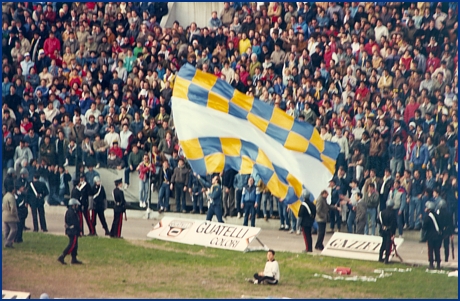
[2, 233, 458, 299]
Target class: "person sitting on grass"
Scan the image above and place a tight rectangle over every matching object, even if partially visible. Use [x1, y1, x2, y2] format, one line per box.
[246, 249, 280, 285]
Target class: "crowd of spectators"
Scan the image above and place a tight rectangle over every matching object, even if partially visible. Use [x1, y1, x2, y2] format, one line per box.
[1, 2, 458, 237]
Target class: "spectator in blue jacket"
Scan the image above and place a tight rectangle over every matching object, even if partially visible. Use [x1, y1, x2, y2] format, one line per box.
[209, 11, 222, 30]
[389, 135, 405, 177]
[241, 176, 258, 227]
[203, 175, 223, 223]
[411, 138, 429, 179]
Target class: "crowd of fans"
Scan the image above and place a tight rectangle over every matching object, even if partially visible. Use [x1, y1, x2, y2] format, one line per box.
[1, 2, 458, 238]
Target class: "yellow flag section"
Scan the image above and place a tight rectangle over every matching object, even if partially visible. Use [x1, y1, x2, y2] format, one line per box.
[172, 64, 340, 216]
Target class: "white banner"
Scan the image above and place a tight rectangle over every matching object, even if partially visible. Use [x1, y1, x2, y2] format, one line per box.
[321, 232, 404, 262]
[2, 290, 31, 299]
[147, 217, 262, 252]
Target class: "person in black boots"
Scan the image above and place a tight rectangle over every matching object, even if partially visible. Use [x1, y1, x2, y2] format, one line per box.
[91, 176, 110, 236]
[110, 179, 127, 238]
[436, 200, 454, 263]
[58, 198, 82, 265]
[378, 199, 397, 263]
[297, 190, 316, 253]
[27, 174, 49, 232]
[422, 201, 443, 270]
[70, 179, 83, 236]
[14, 183, 28, 243]
[76, 174, 95, 236]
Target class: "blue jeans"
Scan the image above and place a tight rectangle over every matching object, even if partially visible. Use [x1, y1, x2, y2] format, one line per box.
[403, 200, 410, 228]
[243, 201, 256, 227]
[330, 206, 341, 230]
[206, 202, 223, 223]
[235, 188, 243, 215]
[158, 183, 170, 210]
[390, 158, 403, 177]
[289, 211, 297, 231]
[139, 180, 149, 204]
[255, 193, 262, 217]
[59, 187, 65, 203]
[277, 200, 289, 227]
[174, 183, 186, 212]
[261, 192, 273, 217]
[5, 159, 13, 169]
[365, 208, 377, 235]
[49, 185, 59, 205]
[95, 151, 106, 166]
[124, 167, 135, 185]
[192, 193, 203, 213]
[409, 196, 423, 229]
[82, 151, 90, 164]
[394, 209, 404, 236]
[347, 210, 356, 233]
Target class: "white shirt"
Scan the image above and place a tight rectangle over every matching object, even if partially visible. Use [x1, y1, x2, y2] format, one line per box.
[119, 130, 132, 149]
[263, 260, 280, 281]
[331, 135, 349, 159]
[349, 187, 360, 207]
[84, 108, 101, 121]
[104, 132, 120, 148]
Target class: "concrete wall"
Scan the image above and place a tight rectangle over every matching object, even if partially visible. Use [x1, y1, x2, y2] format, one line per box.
[161, 2, 225, 29]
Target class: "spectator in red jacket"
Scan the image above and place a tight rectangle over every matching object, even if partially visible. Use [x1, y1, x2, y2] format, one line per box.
[44, 4, 56, 23]
[404, 96, 420, 124]
[43, 31, 61, 57]
[426, 51, 441, 71]
[109, 141, 123, 159]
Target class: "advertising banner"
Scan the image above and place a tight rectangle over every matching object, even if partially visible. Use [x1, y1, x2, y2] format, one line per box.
[321, 232, 404, 262]
[147, 217, 263, 252]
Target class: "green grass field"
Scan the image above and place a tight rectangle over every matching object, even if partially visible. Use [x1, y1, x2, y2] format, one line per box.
[2, 233, 458, 299]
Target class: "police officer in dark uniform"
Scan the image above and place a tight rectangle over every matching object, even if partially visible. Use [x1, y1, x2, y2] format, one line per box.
[378, 199, 397, 263]
[58, 198, 82, 265]
[77, 174, 95, 236]
[422, 201, 443, 269]
[110, 179, 127, 238]
[15, 168, 30, 231]
[27, 174, 49, 232]
[70, 179, 83, 236]
[92, 176, 110, 236]
[14, 183, 28, 243]
[297, 190, 317, 253]
[437, 200, 454, 262]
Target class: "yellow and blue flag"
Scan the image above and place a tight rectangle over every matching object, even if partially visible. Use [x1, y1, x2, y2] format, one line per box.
[172, 64, 340, 216]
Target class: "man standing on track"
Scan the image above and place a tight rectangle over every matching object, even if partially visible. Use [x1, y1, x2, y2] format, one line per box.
[27, 174, 49, 232]
[77, 174, 95, 236]
[378, 199, 397, 264]
[14, 183, 28, 243]
[297, 190, 316, 253]
[3, 183, 19, 248]
[170, 158, 189, 213]
[423, 201, 443, 270]
[110, 179, 127, 238]
[91, 176, 110, 236]
[58, 198, 82, 265]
